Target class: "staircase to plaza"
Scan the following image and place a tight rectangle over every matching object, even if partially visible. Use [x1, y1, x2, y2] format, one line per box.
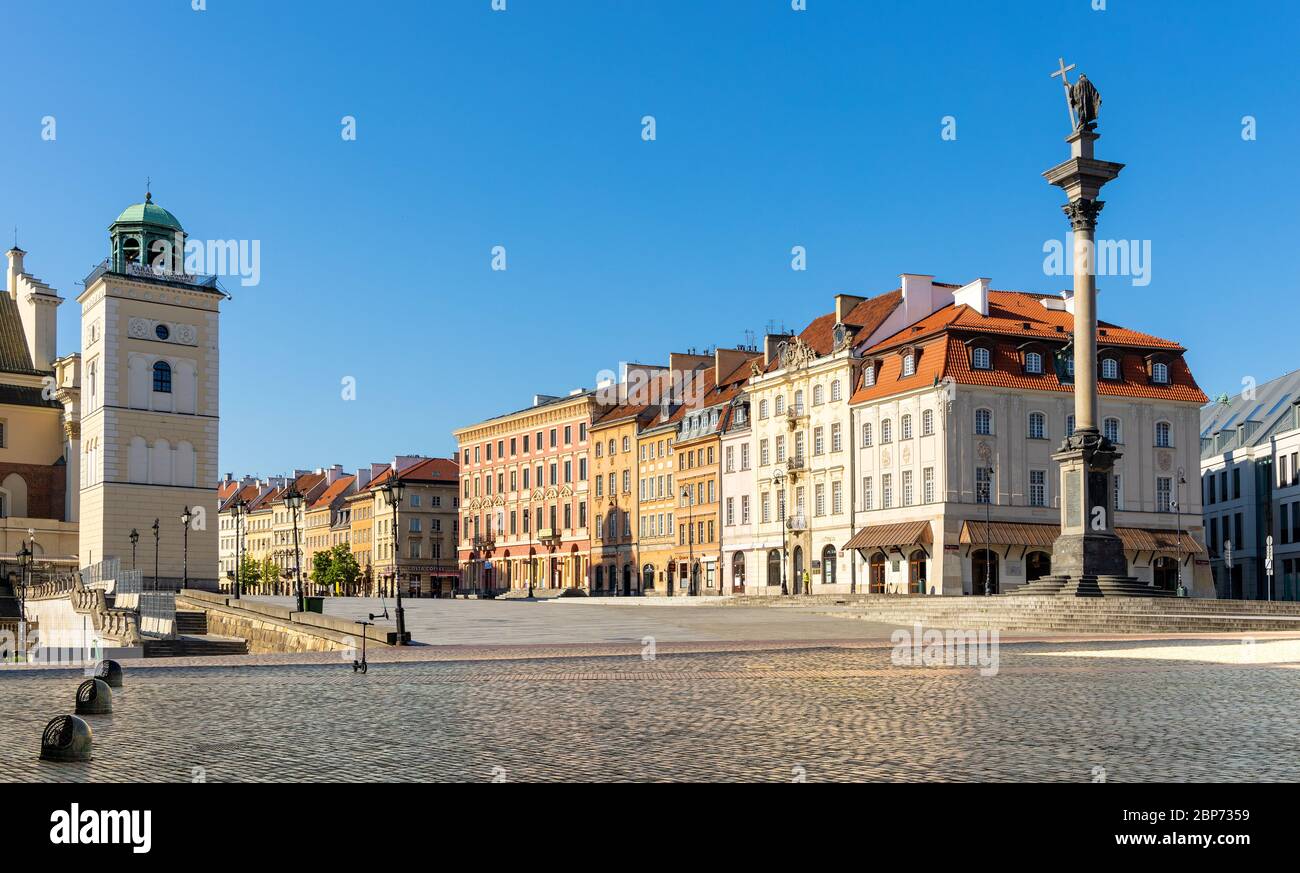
[754, 594, 1300, 634]
[143, 609, 250, 658]
[495, 587, 586, 600]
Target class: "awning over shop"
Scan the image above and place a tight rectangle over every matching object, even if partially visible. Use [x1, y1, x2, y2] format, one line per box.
[957, 521, 1205, 555]
[844, 520, 932, 553]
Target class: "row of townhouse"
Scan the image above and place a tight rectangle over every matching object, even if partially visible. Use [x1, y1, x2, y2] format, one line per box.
[455, 273, 1215, 597]
[216, 455, 460, 597]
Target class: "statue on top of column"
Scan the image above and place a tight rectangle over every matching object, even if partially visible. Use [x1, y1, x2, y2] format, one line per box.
[1069, 73, 1102, 131]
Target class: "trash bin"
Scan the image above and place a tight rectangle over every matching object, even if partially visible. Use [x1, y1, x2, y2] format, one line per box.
[304, 596, 325, 614]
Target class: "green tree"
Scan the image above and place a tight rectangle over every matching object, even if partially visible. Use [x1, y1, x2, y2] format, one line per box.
[260, 556, 281, 594]
[328, 544, 362, 595]
[236, 554, 261, 592]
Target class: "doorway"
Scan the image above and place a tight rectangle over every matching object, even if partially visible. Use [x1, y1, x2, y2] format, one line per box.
[971, 549, 999, 595]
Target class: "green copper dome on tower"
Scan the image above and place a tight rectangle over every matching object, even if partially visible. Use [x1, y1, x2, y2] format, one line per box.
[111, 192, 183, 232]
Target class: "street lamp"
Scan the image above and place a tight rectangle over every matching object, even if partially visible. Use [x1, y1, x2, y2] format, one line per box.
[151, 518, 160, 596]
[380, 476, 408, 645]
[774, 467, 789, 596]
[180, 506, 192, 591]
[978, 444, 995, 596]
[16, 542, 31, 661]
[129, 528, 139, 570]
[681, 485, 695, 596]
[230, 498, 246, 600]
[1173, 466, 1186, 597]
[283, 483, 305, 612]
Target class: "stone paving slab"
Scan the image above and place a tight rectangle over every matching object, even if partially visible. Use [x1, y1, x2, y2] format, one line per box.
[3, 641, 1300, 783]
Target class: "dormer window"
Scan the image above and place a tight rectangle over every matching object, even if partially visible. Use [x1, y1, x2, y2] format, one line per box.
[1101, 357, 1119, 380]
[1025, 351, 1043, 375]
[972, 347, 991, 370]
[1152, 361, 1169, 384]
[901, 352, 916, 377]
[1065, 356, 1075, 377]
[863, 366, 876, 388]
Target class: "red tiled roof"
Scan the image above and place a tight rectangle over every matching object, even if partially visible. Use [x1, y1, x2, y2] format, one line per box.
[309, 475, 356, 510]
[765, 291, 904, 373]
[850, 290, 1206, 405]
[368, 457, 459, 489]
[218, 482, 262, 513]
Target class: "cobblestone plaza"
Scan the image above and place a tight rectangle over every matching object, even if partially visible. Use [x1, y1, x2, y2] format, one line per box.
[3, 602, 1299, 782]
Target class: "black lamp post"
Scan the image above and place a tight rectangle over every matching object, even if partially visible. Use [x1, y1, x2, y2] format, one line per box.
[16, 542, 31, 660]
[231, 498, 245, 600]
[774, 468, 789, 596]
[180, 506, 192, 591]
[129, 528, 139, 570]
[1174, 466, 1186, 597]
[681, 485, 695, 596]
[151, 518, 160, 595]
[381, 476, 408, 644]
[283, 484, 305, 612]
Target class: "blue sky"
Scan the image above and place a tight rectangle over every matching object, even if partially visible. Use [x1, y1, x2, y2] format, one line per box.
[3, 0, 1295, 476]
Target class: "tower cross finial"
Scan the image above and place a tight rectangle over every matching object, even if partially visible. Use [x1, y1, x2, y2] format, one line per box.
[1050, 57, 1077, 130]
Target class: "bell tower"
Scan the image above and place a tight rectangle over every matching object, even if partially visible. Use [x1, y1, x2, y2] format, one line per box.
[78, 193, 225, 589]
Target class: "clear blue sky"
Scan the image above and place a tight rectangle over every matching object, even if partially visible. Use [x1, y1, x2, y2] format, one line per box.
[3, 0, 1295, 477]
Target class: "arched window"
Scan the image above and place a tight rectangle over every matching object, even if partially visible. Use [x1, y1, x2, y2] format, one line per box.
[152, 360, 172, 393]
[821, 545, 837, 587]
[1104, 417, 1121, 444]
[863, 366, 876, 387]
[774, 395, 785, 415]
[1025, 351, 1043, 374]
[1028, 411, 1046, 440]
[901, 414, 913, 440]
[1101, 357, 1120, 380]
[759, 399, 768, 419]
[881, 419, 893, 444]
[732, 551, 746, 589]
[793, 390, 804, 414]
[608, 439, 615, 456]
[1155, 420, 1172, 448]
[901, 353, 916, 377]
[812, 384, 824, 406]
[122, 236, 141, 264]
[1152, 361, 1169, 384]
[972, 347, 991, 370]
[908, 549, 927, 594]
[830, 380, 841, 402]
[766, 549, 782, 588]
[861, 422, 873, 447]
[922, 409, 934, 436]
[975, 408, 993, 435]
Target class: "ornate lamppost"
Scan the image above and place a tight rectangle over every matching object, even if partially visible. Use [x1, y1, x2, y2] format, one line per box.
[180, 506, 192, 591]
[151, 518, 160, 595]
[129, 528, 139, 570]
[283, 483, 305, 612]
[1174, 466, 1187, 597]
[16, 541, 31, 660]
[230, 498, 245, 600]
[380, 476, 408, 644]
[774, 467, 789, 596]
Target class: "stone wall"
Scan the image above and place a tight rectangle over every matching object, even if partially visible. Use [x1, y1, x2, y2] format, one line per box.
[177, 590, 400, 654]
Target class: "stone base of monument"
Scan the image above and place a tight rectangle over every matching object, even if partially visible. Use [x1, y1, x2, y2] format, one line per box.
[1008, 574, 1175, 598]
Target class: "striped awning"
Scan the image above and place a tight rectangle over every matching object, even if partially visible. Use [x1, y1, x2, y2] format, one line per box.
[844, 520, 932, 552]
[957, 521, 1205, 555]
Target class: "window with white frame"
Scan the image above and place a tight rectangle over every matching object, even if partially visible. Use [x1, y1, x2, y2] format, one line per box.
[814, 484, 825, 516]
[775, 395, 785, 415]
[923, 467, 935, 503]
[760, 439, 770, 466]
[901, 353, 916, 377]
[1156, 476, 1173, 512]
[832, 480, 842, 514]
[922, 409, 934, 436]
[776, 434, 786, 462]
[975, 466, 992, 504]
[882, 474, 893, 509]
[830, 379, 841, 401]
[863, 366, 876, 387]
[975, 408, 993, 435]
[1025, 352, 1043, 374]
[831, 422, 842, 452]
[1029, 469, 1047, 507]
[862, 476, 873, 510]
[861, 422, 873, 447]
[902, 470, 914, 506]
[1066, 414, 1075, 436]
[726, 497, 734, 526]
[813, 384, 824, 406]
[1113, 473, 1123, 511]
[761, 492, 771, 523]
[972, 347, 991, 370]
[741, 494, 750, 524]
[882, 419, 893, 443]
[1152, 361, 1169, 384]
[1155, 420, 1172, 448]
[901, 414, 913, 440]
[1028, 411, 1046, 440]
[1102, 357, 1120, 380]
[759, 399, 768, 419]
[1104, 417, 1121, 444]
[814, 427, 825, 455]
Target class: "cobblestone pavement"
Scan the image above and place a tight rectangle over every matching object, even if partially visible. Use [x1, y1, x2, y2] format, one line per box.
[3, 639, 1299, 782]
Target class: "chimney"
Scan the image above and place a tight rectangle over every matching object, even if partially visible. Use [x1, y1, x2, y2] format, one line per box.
[952, 277, 991, 317]
[714, 347, 751, 385]
[834, 294, 866, 323]
[369, 462, 389, 481]
[900, 273, 952, 324]
[355, 467, 373, 488]
[763, 333, 793, 368]
[6, 247, 23, 301]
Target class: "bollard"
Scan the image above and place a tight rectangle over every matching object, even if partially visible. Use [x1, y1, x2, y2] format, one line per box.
[74, 678, 113, 715]
[95, 659, 124, 688]
[40, 715, 93, 762]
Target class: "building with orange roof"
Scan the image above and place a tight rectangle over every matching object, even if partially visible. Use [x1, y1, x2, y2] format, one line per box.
[367, 456, 460, 597]
[747, 289, 905, 594]
[302, 467, 355, 593]
[846, 276, 1212, 596]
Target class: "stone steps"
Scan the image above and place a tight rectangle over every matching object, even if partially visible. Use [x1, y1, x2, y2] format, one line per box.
[143, 634, 249, 658]
[174, 610, 208, 634]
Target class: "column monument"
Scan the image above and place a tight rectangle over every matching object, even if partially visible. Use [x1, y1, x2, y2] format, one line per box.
[1031, 60, 1167, 597]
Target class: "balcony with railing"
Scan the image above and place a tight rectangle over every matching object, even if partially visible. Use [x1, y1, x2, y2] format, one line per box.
[83, 258, 224, 292]
[786, 514, 808, 532]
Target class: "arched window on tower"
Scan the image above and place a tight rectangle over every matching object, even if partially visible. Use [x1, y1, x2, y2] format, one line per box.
[152, 360, 172, 393]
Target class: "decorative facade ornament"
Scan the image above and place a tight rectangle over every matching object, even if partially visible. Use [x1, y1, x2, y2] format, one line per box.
[779, 337, 817, 371]
[750, 360, 764, 379]
[127, 316, 197, 346]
